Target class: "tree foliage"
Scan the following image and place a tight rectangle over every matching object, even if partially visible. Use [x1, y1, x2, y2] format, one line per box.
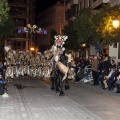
[62, 20, 79, 50]
[73, 8, 95, 44]
[93, 4, 120, 42]
[0, 0, 10, 26]
[0, 17, 16, 39]
[92, 4, 120, 52]
[72, 4, 120, 52]
[0, 0, 16, 50]
[0, 17, 16, 52]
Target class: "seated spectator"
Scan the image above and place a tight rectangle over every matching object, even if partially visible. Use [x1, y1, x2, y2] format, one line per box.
[103, 66, 116, 90]
[107, 68, 118, 90]
[113, 67, 120, 93]
[111, 59, 116, 68]
[75, 60, 85, 82]
[84, 58, 91, 66]
[98, 69, 107, 89]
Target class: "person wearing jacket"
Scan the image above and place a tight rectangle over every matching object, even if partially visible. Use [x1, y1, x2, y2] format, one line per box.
[91, 56, 99, 85]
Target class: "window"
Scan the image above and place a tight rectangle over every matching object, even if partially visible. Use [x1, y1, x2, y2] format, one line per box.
[83, 0, 85, 8]
[93, 0, 97, 2]
[88, 0, 91, 7]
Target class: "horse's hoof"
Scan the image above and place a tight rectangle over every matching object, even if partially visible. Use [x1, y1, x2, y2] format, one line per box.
[65, 85, 70, 90]
[51, 87, 54, 91]
[59, 91, 65, 96]
[56, 89, 60, 93]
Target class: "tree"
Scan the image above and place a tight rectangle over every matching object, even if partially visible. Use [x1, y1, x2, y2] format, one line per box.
[92, 4, 120, 53]
[50, 29, 57, 46]
[0, 17, 16, 39]
[0, 17, 16, 56]
[73, 8, 95, 44]
[62, 20, 78, 50]
[0, 0, 10, 26]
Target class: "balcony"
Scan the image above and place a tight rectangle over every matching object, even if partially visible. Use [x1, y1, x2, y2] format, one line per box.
[72, 0, 78, 4]
[91, 0, 110, 9]
[13, 18, 27, 27]
[10, 7, 28, 18]
[65, 0, 71, 5]
[71, 4, 78, 17]
[8, 0, 27, 5]
[9, 3, 28, 7]
[65, 9, 73, 20]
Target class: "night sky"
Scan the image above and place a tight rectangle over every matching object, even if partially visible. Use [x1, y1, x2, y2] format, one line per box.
[36, 0, 57, 14]
[36, 0, 64, 14]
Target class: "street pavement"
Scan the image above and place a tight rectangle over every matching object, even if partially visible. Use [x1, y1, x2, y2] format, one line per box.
[0, 77, 120, 120]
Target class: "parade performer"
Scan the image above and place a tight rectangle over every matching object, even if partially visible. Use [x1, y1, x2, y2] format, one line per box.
[3, 34, 74, 97]
[4, 46, 15, 82]
[50, 35, 72, 96]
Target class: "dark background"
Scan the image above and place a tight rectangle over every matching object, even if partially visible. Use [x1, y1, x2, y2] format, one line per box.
[36, 0, 64, 14]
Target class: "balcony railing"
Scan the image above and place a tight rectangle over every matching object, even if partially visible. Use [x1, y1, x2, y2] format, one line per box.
[91, 0, 109, 9]
[8, 0, 27, 4]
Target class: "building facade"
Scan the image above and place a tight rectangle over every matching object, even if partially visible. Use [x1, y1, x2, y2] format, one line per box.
[37, 1, 65, 52]
[7, 0, 36, 51]
[36, 0, 119, 58]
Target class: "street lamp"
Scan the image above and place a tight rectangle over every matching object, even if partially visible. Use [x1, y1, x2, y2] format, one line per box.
[30, 47, 35, 51]
[113, 19, 120, 65]
[113, 20, 119, 28]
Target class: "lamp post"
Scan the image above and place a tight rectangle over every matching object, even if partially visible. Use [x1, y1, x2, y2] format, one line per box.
[30, 47, 35, 51]
[113, 19, 120, 66]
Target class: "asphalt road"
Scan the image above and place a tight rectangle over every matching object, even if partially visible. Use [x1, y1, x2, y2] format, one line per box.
[0, 77, 120, 120]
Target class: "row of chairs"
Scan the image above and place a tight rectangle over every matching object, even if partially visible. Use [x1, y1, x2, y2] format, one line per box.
[78, 65, 93, 83]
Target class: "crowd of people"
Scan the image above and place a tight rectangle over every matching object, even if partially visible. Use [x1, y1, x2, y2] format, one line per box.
[75, 54, 120, 93]
[0, 51, 120, 97]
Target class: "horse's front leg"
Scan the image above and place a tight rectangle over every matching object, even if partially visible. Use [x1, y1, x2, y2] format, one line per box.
[59, 74, 65, 96]
[51, 76, 55, 91]
[55, 77, 60, 93]
[65, 77, 70, 90]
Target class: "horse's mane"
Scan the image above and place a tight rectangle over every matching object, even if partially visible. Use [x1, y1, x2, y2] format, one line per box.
[59, 49, 70, 66]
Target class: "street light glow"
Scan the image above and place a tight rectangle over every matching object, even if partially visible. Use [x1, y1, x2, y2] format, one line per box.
[30, 47, 35, 51]
[112, 19, 120, 65]
[113, 20, 119, 28]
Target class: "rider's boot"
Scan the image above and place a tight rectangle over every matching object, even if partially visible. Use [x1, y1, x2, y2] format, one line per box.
[59, 91, 65, 96]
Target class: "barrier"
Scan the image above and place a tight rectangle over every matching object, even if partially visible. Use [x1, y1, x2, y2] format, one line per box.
[81, 65, 93, 83]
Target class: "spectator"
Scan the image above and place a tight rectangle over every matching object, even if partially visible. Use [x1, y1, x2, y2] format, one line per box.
[91, 56, 99, 85]
[103, 54, 112, 75]
[111, 59, 116, 68]
[0, 71, 9, 97]
[75, 61, 81, 82]
[103, 66, 116, 90]
[113, 67, 120, 93]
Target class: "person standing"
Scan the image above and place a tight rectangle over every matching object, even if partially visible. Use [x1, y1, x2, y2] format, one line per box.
[0, 71, 9, 98]
[103, 54, 112, 75]
[91, 56, 99, 85]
